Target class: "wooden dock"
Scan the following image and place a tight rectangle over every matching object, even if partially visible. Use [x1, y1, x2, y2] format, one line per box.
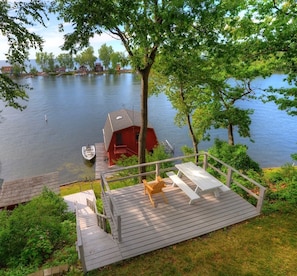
[69, 177, 260, 272]
[95, 143, 108, 179]
[0, 172, 59, 208]
[95, 142, 121, 179]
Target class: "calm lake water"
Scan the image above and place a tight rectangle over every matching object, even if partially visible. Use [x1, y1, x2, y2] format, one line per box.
[0, 73, 296, 183]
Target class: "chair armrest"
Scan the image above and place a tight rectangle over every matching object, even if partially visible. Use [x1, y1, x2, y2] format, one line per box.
[144, 183, 154, 191]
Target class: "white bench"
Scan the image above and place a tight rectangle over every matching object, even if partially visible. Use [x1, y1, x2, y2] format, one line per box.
[166, 171, 200, 204]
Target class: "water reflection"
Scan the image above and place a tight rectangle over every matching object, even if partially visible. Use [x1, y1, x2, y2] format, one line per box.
[0, 74, 296, 183]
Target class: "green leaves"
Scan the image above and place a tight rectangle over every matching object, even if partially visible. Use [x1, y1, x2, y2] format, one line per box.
[264, 87, 297, 116]
[0, 0, 47, 110]
[36, 52, 56, 72]
[74, 46, 97, 69]
[0, 74, 29, 110]
[99, 44, 114, 69]
[0, 0, 47, 65]
[208, 138, 261, 173]
[0, 188, 75, 268]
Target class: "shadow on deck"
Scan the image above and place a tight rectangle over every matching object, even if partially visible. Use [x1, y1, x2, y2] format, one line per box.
[72, 180, 259, 272]
[70, 153, 266, 273]
[105, 178, 258, 259]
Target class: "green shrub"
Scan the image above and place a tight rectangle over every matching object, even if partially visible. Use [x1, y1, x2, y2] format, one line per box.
[263, 165, 297, 213]
[0, 188, 75, 269]
[265, 165, 297, 201]
[115, 145, 173, 182]
[208, 139, 261, 173]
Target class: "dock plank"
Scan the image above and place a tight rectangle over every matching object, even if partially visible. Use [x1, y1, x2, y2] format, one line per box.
[95, 143, 108, 179]
[0, 172, 59, 208]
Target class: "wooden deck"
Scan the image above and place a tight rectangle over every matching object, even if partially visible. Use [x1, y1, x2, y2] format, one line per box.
[70, 177, 260, 272]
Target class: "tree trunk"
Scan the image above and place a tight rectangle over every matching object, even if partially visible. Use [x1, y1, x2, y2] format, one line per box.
[138, 69, 150, 179]
[228, 124, 234, 145]
[186, 114, 199, 163]
[179, 85, 199, 163]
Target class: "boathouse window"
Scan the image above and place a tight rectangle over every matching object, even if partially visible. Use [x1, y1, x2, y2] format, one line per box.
[116, 133, 123, 145]
[135, 132, 139, 142]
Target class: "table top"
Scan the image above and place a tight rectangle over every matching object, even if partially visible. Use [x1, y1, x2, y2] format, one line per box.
[175, 162, 222, 191]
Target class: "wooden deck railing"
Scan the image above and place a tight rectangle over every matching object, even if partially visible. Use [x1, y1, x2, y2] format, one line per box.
[101, 177, 122, 242]
[100, 153, 267, 242]
[74, 202, 87, 274]
[86, 197, 108, 232]
[202, 153, 267, 213]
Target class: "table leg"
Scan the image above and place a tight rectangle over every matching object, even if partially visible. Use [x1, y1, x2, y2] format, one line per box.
[177, 170, 182, 177]
[213, 189, 220, 198]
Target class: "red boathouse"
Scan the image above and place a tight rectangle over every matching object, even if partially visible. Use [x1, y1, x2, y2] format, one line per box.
[103, 109, 158, 166]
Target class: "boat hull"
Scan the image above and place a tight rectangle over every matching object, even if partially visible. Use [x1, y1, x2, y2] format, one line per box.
[82, 145, 96, 161]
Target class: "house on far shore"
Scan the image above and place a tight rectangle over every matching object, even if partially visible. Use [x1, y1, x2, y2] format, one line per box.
[115, 63, 121, 71]
[1, 66, 13, 75]
[94, 63, 103, 72]
[77, 65, 88, 75]
[103, 109, 158, 166]
[56, 66, 66, 73]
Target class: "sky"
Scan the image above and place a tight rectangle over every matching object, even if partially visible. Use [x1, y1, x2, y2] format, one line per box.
[0, 9, 125, 62]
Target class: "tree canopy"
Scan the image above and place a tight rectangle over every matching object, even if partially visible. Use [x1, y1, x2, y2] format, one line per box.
[52, 0, 233, 171]
[98, 44, 113, 70]
[36, 52, 55, 72]
[0, 0, 48, 110]
[74, 46, 97, 69]
[239, 1, 297, 117]
[56, 53, 74, 70]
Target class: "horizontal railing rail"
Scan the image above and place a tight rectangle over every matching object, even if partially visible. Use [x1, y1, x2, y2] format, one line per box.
[203, 153, 266, 213]
[100, 190, 122, 241]
[100, 153, 267, 241]
[74, 201, 86, 274]
[86, 197, 108, 232]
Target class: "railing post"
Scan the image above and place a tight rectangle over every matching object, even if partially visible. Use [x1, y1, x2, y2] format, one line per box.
[155, 163, 160, 179]
[203, 153, 208, 170]
[117, 215, 122, 242]
[109, 197, 113, 215]
[75, 202, 87, 274]
[78, 244, 87, 274]
[103, 216, 107, 232]
[226, 167, 233, 187]
[256, 187, 266, 213]
[101, 174, 106, 195]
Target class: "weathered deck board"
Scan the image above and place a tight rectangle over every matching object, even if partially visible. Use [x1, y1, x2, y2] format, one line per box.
[64, 190, 122, 270]
[110, 179, 257, 259]
[78, 210, 122, 270]
[70, 175, 260, 272]
[0, 172, 59, 208]
[95, 143, 108, 179]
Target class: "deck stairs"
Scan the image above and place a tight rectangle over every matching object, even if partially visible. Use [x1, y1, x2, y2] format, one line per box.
[77, 201, 122, 271]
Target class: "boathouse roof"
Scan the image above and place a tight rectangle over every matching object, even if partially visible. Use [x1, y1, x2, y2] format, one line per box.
[102, 109, 154, 149]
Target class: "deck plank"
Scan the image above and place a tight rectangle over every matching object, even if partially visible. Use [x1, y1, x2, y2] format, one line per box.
[112, 184, 257, 259]
[67, 176, 260, 272]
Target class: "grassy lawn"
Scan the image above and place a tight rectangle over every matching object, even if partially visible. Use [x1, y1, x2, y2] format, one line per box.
[59, 167, 297, 276]
[83, 212, 296, 276]
[60, 180, 101, 197]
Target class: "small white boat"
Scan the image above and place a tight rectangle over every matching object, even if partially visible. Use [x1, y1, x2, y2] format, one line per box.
[82, 145, 96, 161]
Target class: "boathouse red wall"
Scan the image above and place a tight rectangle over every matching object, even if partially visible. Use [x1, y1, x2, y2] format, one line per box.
[107, 126, 157, 166]
[103, 109, 158, 166]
